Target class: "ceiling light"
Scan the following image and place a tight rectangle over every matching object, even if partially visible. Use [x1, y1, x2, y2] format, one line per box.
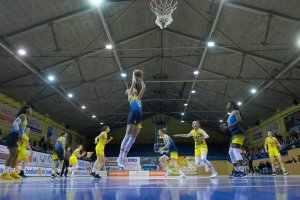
[193, 70, 199, 75]
[219, 119, 223, 123]
[47, 75, 55, 82]
[251, 88, 257, 94]
[237, 101, 242, 106]
[180, 120, 184, 123]
[191, 90, 196, 94]
[67, 93, 73, 98]
[227, 112, 230, 115]
[90, 0, 103, 6]
[100, 122, 104, 125]
[106, 44, 113, 49]
[17, 48, 27, 56]
[184, 103, 188, 106]
[207, 41, 215, 47]
[81, 105, 86, 109]
[121, 73, 126, 77]
[181, 113, 184, 116]
[92, 115, 96, 118]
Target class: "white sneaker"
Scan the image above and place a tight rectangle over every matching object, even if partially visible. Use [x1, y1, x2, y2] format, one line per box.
[165, 171, 171, 177]
[117, 157, 125, 169]
[210, 173, 218, 178]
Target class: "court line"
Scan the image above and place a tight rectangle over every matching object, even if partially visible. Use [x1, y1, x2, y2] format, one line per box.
[0, 184, 300, 190]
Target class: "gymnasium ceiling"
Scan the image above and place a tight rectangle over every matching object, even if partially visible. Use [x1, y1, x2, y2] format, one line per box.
[0, 0, 300, 135]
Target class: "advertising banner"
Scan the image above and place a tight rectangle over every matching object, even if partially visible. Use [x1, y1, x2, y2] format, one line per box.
[0, 145, 92, 176]
[266, 120, 281, 135]
[104, 157, 141, 170]
[27, 116, 43, 136]
[252, 129, 264, 142]
[0, 103, 17, 126]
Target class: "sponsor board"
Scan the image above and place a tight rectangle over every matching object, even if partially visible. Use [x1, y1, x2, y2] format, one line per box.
[129, 171, 149, 176]
[252, 129, 264, 142]
[27, 116, 42, 136]
[108, 170, 129, 176]
[105, 157, 141, 170]
[0, 103, 17, 126]
[149, 170, 166, 176]
[0, 145, 93, 176]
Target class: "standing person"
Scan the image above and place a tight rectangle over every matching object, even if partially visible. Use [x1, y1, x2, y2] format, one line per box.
[91, 126, 113, 178]
[60, 146, 71, 177]
[220, 101, 246, 178]
[1, 105, 33, 180]
[264, 131, 288, 176]
[17, 127, 33, 178]
[117, 69, 146, 168]
[174, 121, 218, 178]
[158, 128, 186, 178]
[68, 145, 86, 178]
[51, 132, 67, 178]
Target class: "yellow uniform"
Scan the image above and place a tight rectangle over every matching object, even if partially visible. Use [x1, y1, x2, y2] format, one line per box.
[192, 128, 208, 157]
[17, 134, 29, 161]
[69, 149, 80, 165]
[95, 132, 107, 156]
[231, 135, 245, 146]
[266, 137, 280, 157]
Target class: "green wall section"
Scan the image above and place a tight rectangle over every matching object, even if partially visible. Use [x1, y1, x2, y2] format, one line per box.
[107, 114, 230, 144]
[246, 104, 300, 148]
[0, 92, 84, 149]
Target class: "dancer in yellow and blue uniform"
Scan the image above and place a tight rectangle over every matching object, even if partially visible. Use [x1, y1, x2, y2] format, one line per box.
[1, 105, 33, 180]
[117, 69, 145, 168]
[158, 128, 186, 178]
[264, 131, 288, 176]
[174, 121, 218, 178]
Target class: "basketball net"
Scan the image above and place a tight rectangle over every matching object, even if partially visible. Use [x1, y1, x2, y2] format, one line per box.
[150, 0, 178, 29]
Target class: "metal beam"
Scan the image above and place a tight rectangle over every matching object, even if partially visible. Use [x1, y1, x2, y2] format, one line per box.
[182, 0, 225, 118]
[0, 40, 98, 123]
[225, 1, 300, 25]
[194, 84, 276, 113]
[244, 54, 300, 107]
[2, 76, 300, 89]
[164, 28, 287, 67]
[1, 7, 94, 40]
[97, 6, 128, 88]
[30, 56, 158, 102]
[165, 57, 295, 98]
[0, 27, 157, 85]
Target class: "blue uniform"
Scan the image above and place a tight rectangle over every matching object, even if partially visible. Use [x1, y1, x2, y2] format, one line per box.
[163, 135, 178, 160]
[127, 95, 142, 128]
[228, 112, 246, 135]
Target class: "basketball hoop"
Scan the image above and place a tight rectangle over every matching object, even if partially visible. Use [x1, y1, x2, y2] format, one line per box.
[150, 0, 178, 29]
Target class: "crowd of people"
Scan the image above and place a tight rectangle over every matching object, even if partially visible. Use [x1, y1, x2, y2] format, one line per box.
[244, 130, 300, 160]
[0, 131, 54, 154]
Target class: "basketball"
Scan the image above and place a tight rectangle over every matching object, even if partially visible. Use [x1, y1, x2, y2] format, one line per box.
[134, 69, 143, 79]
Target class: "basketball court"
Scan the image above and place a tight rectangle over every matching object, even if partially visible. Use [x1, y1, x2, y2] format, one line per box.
[1, 176, 299, 199]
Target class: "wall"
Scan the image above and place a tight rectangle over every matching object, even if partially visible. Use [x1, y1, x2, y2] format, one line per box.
[0, 92, 84, 149]
[197, 161, 233, 175]
[246, 103, 300, 148]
